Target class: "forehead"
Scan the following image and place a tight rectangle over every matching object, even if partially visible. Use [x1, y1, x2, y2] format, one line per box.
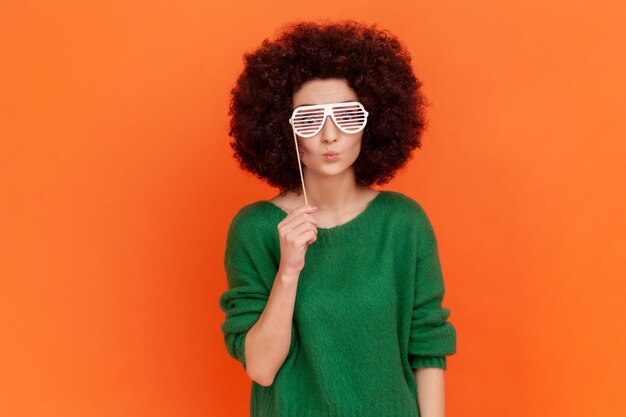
[292, 78, 358, 107]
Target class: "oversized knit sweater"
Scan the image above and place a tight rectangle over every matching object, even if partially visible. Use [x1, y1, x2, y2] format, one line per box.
[219, 190, 457, 417]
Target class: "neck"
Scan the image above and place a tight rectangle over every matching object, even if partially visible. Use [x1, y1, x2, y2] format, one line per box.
[294, 167, 364, 211]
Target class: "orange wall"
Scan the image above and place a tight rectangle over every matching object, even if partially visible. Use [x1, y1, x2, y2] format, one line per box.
[1, 1, 625, 416]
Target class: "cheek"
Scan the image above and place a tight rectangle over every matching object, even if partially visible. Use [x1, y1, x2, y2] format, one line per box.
[296, 139, 313, 159]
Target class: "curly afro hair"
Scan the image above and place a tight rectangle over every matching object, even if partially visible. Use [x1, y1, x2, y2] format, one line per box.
[228, 19, 429, 192]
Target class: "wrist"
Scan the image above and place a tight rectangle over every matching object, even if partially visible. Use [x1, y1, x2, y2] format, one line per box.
[278, 265, 301, 282]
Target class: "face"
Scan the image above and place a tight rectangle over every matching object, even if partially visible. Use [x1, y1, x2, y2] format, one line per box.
[291, 78, 364, 179]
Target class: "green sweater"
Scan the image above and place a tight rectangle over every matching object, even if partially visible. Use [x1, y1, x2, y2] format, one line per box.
[219, 190, 457, 417]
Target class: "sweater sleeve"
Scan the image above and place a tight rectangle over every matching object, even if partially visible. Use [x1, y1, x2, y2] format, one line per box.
[218, 212, 270, 372]
[408, 208, 457, 370]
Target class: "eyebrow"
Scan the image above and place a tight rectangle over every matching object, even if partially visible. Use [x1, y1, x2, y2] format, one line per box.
[295, 99, 357, 107]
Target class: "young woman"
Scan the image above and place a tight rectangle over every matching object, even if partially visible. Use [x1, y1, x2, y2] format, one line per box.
[219, 20, 457, 417]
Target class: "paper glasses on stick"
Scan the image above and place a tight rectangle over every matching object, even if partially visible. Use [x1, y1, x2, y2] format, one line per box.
[288, 101, 369, 205]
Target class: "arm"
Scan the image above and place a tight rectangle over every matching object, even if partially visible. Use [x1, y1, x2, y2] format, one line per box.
[407, 204, 456, 414]
[413, 367, 446, 417]
[244, 268, 299, 386]
[219, 213, 301, 387]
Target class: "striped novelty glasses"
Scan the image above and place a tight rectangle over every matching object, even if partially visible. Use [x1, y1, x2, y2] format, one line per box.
[289, 101, 369, 138]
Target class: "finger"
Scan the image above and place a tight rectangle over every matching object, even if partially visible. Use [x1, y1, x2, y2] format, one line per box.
[288, 204, 318, 217]
[306, 228, 318, 245]
[290, 221, 318, 239]
[297, 229, 318, 247]
[279, 205, 318, 229]
[303, 213, 318, 225]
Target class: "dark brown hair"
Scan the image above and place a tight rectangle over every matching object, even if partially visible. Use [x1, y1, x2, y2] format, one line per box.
[228, 19, 429, 192]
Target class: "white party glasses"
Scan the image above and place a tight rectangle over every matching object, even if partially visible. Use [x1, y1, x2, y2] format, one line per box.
[289, 101, 369, 138]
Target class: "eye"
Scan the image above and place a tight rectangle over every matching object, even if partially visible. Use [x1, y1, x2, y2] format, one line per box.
[337, 113, 357, 122]
[302, 115, 318, 124]
[336, 110, 362, 123]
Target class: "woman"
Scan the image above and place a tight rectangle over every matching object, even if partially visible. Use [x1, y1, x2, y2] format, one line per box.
[219, 20, 457, 417]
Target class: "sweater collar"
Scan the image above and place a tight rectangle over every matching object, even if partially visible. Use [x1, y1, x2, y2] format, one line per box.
[263, 191, 386, 247]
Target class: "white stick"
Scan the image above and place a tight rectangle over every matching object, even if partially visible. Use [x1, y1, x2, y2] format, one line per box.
[291, 128, 308, 206]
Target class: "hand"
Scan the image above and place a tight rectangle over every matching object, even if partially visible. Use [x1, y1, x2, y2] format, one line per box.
[277, 204, 319, 275]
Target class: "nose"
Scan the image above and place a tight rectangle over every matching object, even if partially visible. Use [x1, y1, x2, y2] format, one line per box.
[320, 115, 338, 143]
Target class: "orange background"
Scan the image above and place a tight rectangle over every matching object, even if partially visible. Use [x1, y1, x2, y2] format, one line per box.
[1, 1, 625, 416]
